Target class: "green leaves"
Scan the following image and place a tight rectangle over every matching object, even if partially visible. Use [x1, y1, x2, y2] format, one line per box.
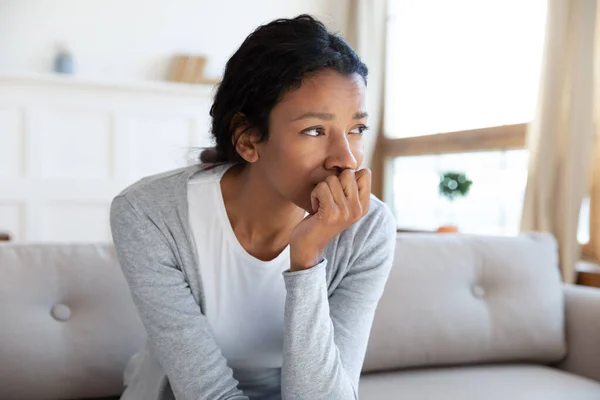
[439, 172, 472, 201]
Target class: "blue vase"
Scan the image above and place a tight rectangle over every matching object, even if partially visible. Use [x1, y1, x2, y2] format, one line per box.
[54, 51, 74, 74]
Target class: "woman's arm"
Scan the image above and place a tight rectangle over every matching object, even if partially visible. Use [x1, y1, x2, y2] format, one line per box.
[110, 195, 248, 400]
[281, 202, 396, 399]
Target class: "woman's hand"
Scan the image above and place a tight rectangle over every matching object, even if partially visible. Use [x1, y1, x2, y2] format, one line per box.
[289, 169, 371, 272]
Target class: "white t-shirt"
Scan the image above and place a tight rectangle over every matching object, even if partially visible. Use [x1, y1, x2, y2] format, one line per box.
[187, 163, 288, 398]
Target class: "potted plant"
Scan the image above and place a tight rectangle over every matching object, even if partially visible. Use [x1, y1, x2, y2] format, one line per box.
[437, 171, 473, 233]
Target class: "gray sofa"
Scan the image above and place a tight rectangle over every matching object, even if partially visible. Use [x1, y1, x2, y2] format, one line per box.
[1, 232, 600, 399]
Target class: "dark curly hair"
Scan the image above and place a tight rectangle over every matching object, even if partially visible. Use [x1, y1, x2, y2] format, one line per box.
[200, 14, 368, 163]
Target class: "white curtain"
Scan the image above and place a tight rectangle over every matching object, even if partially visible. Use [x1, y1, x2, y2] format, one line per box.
[521, 0, 599, 283]
[345, 0, 388, 169]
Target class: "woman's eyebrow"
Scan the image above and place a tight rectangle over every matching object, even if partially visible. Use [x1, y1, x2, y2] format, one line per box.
[292, 112, 334, 121]
[291, 111, 369, 121]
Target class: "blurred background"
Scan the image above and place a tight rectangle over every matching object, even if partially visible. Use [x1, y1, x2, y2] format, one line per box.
[0, 0, 598, 281]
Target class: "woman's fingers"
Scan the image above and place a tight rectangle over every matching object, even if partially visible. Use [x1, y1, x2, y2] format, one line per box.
[321, 170, 365, 223]
[325, 174, 348, 207]
[291, 169, 371, 271]
[339, 169, 362, 220]
[355, 168, 372, 217]
[311, 181, 336, 217]
[339, 169, 358, 200]
[311, 169, 370, 222]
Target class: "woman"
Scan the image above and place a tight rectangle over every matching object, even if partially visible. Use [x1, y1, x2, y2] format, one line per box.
[110, 14, 396, 400]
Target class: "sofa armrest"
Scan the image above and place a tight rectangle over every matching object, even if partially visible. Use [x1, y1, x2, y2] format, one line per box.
[555, 284, 600, 382]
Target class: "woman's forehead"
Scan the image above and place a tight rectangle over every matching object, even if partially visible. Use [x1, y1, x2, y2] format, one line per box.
[299, 70, 365, 96]
[274, 71, 366, 118]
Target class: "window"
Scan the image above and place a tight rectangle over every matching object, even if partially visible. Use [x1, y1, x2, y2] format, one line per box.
[385, 0, 547, 139]
[392, 150, 528, 235]
[381, 0, 548, 236]
[579, 197, 591, 245]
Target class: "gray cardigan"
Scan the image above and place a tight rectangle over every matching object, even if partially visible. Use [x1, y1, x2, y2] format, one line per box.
[109, 163, 396, 400]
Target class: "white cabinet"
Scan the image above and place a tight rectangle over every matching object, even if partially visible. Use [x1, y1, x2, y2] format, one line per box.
[0, 72, 215, 242]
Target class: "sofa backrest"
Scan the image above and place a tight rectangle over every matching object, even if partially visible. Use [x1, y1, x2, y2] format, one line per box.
[362, 232, 567, 373]
[0, 244, 146, 400]
[0, 234, 570, 395]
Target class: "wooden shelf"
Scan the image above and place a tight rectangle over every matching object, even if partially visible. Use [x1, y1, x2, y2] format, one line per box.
[0, 71, 217, 97]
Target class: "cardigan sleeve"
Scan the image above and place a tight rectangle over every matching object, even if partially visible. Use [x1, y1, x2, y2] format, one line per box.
[280, 200, 396, 399]
[110, 195, 249, 400]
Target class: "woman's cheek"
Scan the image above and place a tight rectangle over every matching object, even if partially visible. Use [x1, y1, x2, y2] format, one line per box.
[352, 144, 365, 168]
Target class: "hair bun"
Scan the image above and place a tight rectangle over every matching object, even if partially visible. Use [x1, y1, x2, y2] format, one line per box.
[199, 147, 221, 163]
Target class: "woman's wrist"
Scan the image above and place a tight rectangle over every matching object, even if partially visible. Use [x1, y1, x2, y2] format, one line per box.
[290, 246, 324, 272]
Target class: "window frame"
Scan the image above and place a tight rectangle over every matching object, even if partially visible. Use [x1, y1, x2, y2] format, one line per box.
[373, 124, 600, 264]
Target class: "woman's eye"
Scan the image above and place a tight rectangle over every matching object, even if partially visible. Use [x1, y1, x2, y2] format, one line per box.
[350, 125, 370, 135]
[302, 127, 324, 137]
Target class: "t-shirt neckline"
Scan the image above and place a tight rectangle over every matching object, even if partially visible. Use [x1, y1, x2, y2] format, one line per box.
[210, 163, 291, 268]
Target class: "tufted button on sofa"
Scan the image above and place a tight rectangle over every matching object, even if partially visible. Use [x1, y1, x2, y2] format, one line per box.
[0, 244, 146, 400]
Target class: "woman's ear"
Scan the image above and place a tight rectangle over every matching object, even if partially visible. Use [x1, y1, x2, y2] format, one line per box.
[231, 113, 260, 163]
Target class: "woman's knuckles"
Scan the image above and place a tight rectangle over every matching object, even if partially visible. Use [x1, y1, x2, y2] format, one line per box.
[322, 212, 340, 224]
[339, 206, 351, 221]
[316, 181, 329, 193]
[325, 175, 339, 184]
[350, 203, 363, 221]
[320, 204, 364, 226]
[339, 170, 355, 184]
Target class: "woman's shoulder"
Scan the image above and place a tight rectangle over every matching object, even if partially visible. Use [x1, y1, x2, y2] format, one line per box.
[114, 165, 200, 207]
[110, 162, 233, 227]
[114, 162, 231, 206]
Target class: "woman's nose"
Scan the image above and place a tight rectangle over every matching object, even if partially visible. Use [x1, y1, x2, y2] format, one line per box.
[324, 133, 358, 172]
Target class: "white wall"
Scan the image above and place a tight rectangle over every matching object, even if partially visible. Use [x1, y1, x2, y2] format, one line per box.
[0, 0, 350, 82]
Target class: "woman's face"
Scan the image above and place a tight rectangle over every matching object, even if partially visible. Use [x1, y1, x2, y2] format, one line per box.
[254, 69, 368, 213]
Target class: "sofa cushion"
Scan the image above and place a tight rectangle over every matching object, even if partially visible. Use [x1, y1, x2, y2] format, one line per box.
[359, 364, 600, 400]
[363, 232, 566, 372]
[0, 244, 146, 399]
